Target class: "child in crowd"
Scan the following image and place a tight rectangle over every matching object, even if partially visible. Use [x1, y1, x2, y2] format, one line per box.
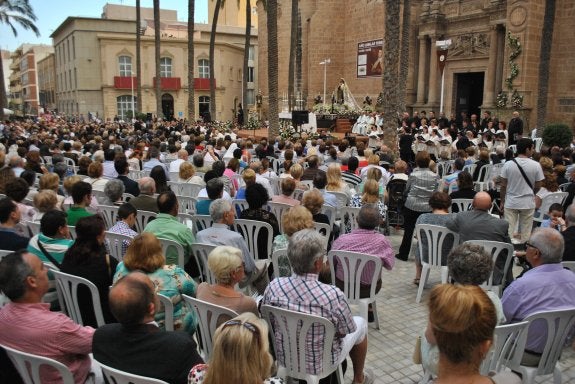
[541, 203, 566, 231]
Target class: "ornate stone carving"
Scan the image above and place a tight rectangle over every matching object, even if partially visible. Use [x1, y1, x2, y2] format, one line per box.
[509, 5, 527, 27]
[449, 32, 489, 57]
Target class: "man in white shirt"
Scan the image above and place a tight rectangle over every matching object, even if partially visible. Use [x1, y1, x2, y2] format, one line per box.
[169, 149, 189, 173]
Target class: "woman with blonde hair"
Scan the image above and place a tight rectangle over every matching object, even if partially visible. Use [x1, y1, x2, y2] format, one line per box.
[236, 168, 257, 200]
[425, 284, 520, 384]
[196, 246, 258, 315]
[38, 172, 65, 207]
[188, 313, 282, 384]
[179, 162, 205, 185]
[326, 163, 353, 198]
[32, 189, 59, 221]
[114, 232, 198, 334]
[289, 163, 308, 190]
[348, 179, 386, 232]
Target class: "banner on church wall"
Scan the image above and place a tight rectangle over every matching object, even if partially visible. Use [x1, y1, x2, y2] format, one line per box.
[357, 39, 384, 78]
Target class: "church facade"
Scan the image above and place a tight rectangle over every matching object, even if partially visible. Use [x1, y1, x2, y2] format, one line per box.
[257, 0, 575, 131]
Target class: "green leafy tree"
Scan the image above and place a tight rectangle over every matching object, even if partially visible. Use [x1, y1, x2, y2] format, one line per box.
[0, 0, 39, 120]
[542, 123, 573, 148]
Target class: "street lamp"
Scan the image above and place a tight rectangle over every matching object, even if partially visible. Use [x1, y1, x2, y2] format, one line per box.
[435, 39, 452, 114]
[130, 71, 135, 121]
[319, 58, 331, 107]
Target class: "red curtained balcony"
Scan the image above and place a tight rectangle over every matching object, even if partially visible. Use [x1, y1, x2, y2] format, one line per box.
[194, 78, 215, 90]
[114, 76, 138, 89]
[153, 77, 181, 90]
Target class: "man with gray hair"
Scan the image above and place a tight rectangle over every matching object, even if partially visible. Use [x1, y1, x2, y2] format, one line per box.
[262, 229, 373, 384]
[562, 203, 575, 262]
[128, 177, 158, 213]
[502, 228, 575, 365]
[195, 198, 267, 291]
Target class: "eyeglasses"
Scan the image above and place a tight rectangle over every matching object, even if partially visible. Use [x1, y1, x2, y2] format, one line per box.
[222, 320, 260, 344]
[525, 242, 540, 252]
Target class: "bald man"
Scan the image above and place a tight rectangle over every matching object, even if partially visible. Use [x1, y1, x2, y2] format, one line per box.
[446, 191, 512, 285]
[93, 272, 202, 384]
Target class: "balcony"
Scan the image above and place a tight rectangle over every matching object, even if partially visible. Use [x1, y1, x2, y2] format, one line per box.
[9, 61, 19, 70]
[152, 77, 181, 91]
[193, 78, 215, 91]
[114, 76, 138, 89]
[10, 84, 22, 93]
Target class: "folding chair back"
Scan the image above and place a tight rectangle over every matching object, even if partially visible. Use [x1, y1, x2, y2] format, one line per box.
[98, 361, 169, 384]
[1, 344, 75, 384]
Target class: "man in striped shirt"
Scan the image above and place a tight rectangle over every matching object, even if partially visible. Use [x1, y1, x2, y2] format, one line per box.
[262, 229, 374, 384]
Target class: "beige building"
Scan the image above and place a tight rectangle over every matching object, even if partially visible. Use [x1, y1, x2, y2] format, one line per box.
[50, 4, 258, 121]
[257, 0, 575, 129]
[7, 44, 53, 116]
[37, 53, 56, 113]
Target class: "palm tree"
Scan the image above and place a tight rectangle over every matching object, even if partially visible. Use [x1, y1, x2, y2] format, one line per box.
[0, 0, 39, 121]
[381, 0, 400, 156]
[536, 0, 556, 132]
[241, 0, 251, 123]
[287, 0, 297, 111]
[266, 0, 279, 140]
[209, 0, 224, 120]
[136, 0, 142, 114]
[153, 0, 162, 118]
[188, 0, 195, 121]
[397, 0, 410, 113]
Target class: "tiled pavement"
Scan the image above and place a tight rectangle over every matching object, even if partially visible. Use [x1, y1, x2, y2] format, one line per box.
[347, 227, 575, 384]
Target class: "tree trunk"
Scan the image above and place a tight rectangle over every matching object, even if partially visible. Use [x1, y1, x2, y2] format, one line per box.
[242, 0, 251, 122]
[267, 0, 280, 140]
[136, 0, 143, 114]
[154, 0, 162, 118]
[209, 0, 222, 120]
[295, 10, 302, 108]
[188, 0, 195, 121]
[0, 53, 6, 121]
[398, 0, 410, 113]
[287, 0, 298, 111]
[536, 0, 556, 132]
[382, 0, 401, 157]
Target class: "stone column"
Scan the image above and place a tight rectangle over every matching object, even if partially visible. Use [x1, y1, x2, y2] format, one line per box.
[416, 36, 429, 104]
[428, 36, 439, 105]
[484, 25, 499, 107]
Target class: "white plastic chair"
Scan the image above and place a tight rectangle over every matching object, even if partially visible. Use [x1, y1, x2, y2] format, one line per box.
[300, 180, 314, 189]
[64, 157, 76, 174]
[266, 201, 292, 233]
[415, 224, 459, 303]
[474, 164, 492, 192]
[24, 221, 41, 237]
[121, 193, 136, 203]
[177, 195, 197, 214]
[232, 198, 249, 214]
[182, 295, 238, 360]
[190, 243, 217, 284]
[450, 198, 473, 213]
[313, 222, 332, 242]
[559, 183, 570, 192]
[51, 269, 106, 327]
[189, 214, 213, 236]
[105, 231, 134, 262]
[271, 248, 289, 279]
[321, 204, 337, 229]
[509, 307, 575, 384]
[1, 343, 75, 384]
[534, 192, 569, 225]
[260, 304, 345, 384]
[562, 261, 575, 273]
[480, 321, 530, 375]
[328, 250, 383, 329]
[330, 190, 349, 208]
[98, 360, 169, 384]
[156, 293, 174, 332]
[169, 182, 203, 197]
[233, 219, 273, 262]
[67, 226, 76, 240]
[464, 240, 514, 297]
[134, 210, 157, 233]
[340, 206, 361, 234]
[128, 170, 144, 180]
[99, 205, 119, 229]
[158, 238, 186, 268]
[91, 189, 108, 204]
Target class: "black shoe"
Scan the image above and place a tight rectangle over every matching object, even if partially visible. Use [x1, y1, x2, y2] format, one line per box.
[395, 253, 408, 261]
[368, 311, 375, 323]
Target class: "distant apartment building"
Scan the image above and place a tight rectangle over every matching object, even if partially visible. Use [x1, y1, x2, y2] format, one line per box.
[7, 44, 53, 116]
[37, 53, 56, 113]
[50, 4, 258, 121]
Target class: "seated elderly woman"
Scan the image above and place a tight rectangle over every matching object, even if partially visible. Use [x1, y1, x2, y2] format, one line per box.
[271, 177, 300, 206]
[272, 205, 315, 277]
[424, 284, 520, 384]
[235, 168, 256, 200]
[348, 179, 386, 232]
[114, 232, 198, 334]
[196, 246, 259, 316]
[179, 162, 205, 185]
[83, 161, 109, 192]
[38, 172, 65, 207]
[420, 243, 508, 380]
[102, 179, 125, 206]
[188, 313, 283, 384]
[32, 189, 59, 222]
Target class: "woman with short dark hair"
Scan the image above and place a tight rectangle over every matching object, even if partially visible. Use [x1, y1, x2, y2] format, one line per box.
[240, 184, 280, 260]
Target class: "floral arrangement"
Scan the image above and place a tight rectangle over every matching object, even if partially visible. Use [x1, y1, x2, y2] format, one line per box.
[511, 89, 524, 109]
[504, 32, 523, 108]
[496, 91, 508, 108]
[245, 111, 261, 130]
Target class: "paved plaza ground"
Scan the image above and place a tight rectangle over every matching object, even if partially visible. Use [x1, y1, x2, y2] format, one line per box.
[347, 227, 575, 384]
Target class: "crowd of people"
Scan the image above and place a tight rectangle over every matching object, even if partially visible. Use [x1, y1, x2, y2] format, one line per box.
[0, 111, 574, 384]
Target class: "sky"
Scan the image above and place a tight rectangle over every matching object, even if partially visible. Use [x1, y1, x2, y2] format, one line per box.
[0, 0, 209, 51]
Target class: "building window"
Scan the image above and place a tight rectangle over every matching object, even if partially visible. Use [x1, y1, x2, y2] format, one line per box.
[248, 46, 255, 61]
[247, 67, 254, 83]
[198, 59, 209, 78]
[198, 95, 210, 116]
[119, 56, 132, 77]
[160, 57, 172, 77]
[117, 95, 136, 120]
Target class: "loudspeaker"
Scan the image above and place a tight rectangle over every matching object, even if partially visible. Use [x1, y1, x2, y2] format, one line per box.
[292, 110, 309, 125]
